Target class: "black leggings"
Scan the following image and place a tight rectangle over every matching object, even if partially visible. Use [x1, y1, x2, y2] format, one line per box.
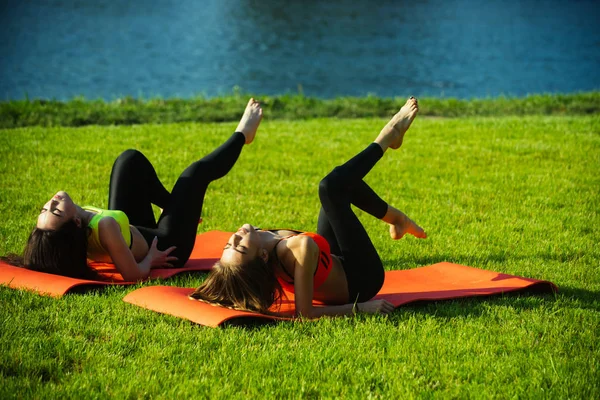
[107, 132, 245, 267]
[317, 143, 388, 302]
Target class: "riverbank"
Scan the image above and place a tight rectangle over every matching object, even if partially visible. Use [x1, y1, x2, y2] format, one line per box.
[1, 92, 598, 128]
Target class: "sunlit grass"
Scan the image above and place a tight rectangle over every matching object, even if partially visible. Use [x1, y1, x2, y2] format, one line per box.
[1, 115, 599, 398]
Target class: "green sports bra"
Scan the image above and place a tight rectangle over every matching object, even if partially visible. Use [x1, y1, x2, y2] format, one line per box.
[83, 206, 132, 261]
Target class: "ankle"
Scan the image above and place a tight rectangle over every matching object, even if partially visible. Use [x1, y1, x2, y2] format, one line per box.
[374, 138, 390, 153]
[381, 205, 400, 225]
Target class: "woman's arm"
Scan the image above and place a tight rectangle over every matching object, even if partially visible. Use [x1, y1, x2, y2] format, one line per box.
[98, 217, 176, 281]
[289, 236, 394, 319]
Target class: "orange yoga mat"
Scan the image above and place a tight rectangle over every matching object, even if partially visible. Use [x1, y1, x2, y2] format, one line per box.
[123, 262, 558, 327]
[0, 230, 231, 297]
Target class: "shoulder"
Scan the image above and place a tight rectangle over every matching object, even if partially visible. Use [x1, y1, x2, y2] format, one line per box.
[286, 234, 316, 248]
[96, 216, 129, 249]
[285, 235, 319, 258]
[97, 216, 117, 227]
[97, 217, 120, 236]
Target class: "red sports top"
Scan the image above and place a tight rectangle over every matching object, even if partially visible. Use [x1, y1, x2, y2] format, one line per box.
[274, 232, 332, 293]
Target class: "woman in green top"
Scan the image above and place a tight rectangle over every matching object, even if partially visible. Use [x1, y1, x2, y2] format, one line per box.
[18, 99, 263, 281]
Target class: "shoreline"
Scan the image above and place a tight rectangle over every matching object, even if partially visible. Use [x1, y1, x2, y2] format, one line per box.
[1, 91, 598, 129]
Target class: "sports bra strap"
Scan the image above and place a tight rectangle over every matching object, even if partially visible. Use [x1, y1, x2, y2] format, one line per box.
[272, 237, 295, 283]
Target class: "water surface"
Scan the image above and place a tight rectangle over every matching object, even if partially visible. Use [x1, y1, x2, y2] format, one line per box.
[1, 0, 599, 100]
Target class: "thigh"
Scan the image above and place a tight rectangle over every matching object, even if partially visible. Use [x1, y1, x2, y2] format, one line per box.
[317, 207, 341, 256]
[318, 196, 384, 302]
[108, 150, 167, 228]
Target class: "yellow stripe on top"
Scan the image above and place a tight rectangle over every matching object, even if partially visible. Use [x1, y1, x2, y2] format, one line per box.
[83, 206, 131, 262]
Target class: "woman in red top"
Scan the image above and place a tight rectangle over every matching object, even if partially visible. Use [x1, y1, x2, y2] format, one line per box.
[191, 97, 427, 318]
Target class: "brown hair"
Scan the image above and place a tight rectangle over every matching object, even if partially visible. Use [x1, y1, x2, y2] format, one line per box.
[189, 256, 283, 313]
[6, 220, 97, 279]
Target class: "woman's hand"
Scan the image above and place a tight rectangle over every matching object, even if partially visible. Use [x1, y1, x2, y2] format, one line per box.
[356, 299, 395, 315]
[148, 237, 178, 268]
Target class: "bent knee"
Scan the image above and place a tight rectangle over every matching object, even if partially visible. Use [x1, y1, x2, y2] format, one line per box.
[117, 149, 143, 161]
[114, 149, 146, 168]
[319, 167, 345, 198]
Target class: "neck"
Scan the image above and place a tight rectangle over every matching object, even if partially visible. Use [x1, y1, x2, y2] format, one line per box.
[76, 205, 95, 226]
[258, 231, 284, 252]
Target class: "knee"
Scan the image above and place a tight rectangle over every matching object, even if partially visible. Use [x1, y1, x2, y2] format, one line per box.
[318, 167, 345, 199]
[113, 149, 149, 171]
[115, 149, 143, 164]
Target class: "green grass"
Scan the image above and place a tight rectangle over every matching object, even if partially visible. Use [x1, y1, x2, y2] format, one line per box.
[1, 114, 599, 398]
[1, 91, 599, 128]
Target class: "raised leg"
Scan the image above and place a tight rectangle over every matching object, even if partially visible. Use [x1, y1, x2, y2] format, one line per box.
[317, 143, 386, 302]
[148, 99, 263, 266]
[317, 98, 425, 301]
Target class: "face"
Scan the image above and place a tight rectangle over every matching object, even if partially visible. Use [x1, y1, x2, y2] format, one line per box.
[37, 191, 78, 231]
[220, 224, 264, 266]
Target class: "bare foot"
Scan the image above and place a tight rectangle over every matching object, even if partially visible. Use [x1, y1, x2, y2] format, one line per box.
[382, 205, 427, 240]
[389, 216, 427, 240]
[375, 97, 419, 150]
[236, 98, 263, 144]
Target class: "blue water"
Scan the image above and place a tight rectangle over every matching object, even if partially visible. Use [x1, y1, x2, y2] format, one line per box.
[1, 0, 599, 101]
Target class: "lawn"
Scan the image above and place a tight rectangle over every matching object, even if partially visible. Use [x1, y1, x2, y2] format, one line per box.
[1, 111, 599, 398]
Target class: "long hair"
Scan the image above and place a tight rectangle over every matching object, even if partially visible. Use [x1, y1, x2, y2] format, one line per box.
[189, 256, 283, 314]
[14, 220, 96, 279]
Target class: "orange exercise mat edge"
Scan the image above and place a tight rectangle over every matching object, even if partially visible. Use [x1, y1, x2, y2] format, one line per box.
[123, 262, 558, 328]
[0, 230, 232, 297]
